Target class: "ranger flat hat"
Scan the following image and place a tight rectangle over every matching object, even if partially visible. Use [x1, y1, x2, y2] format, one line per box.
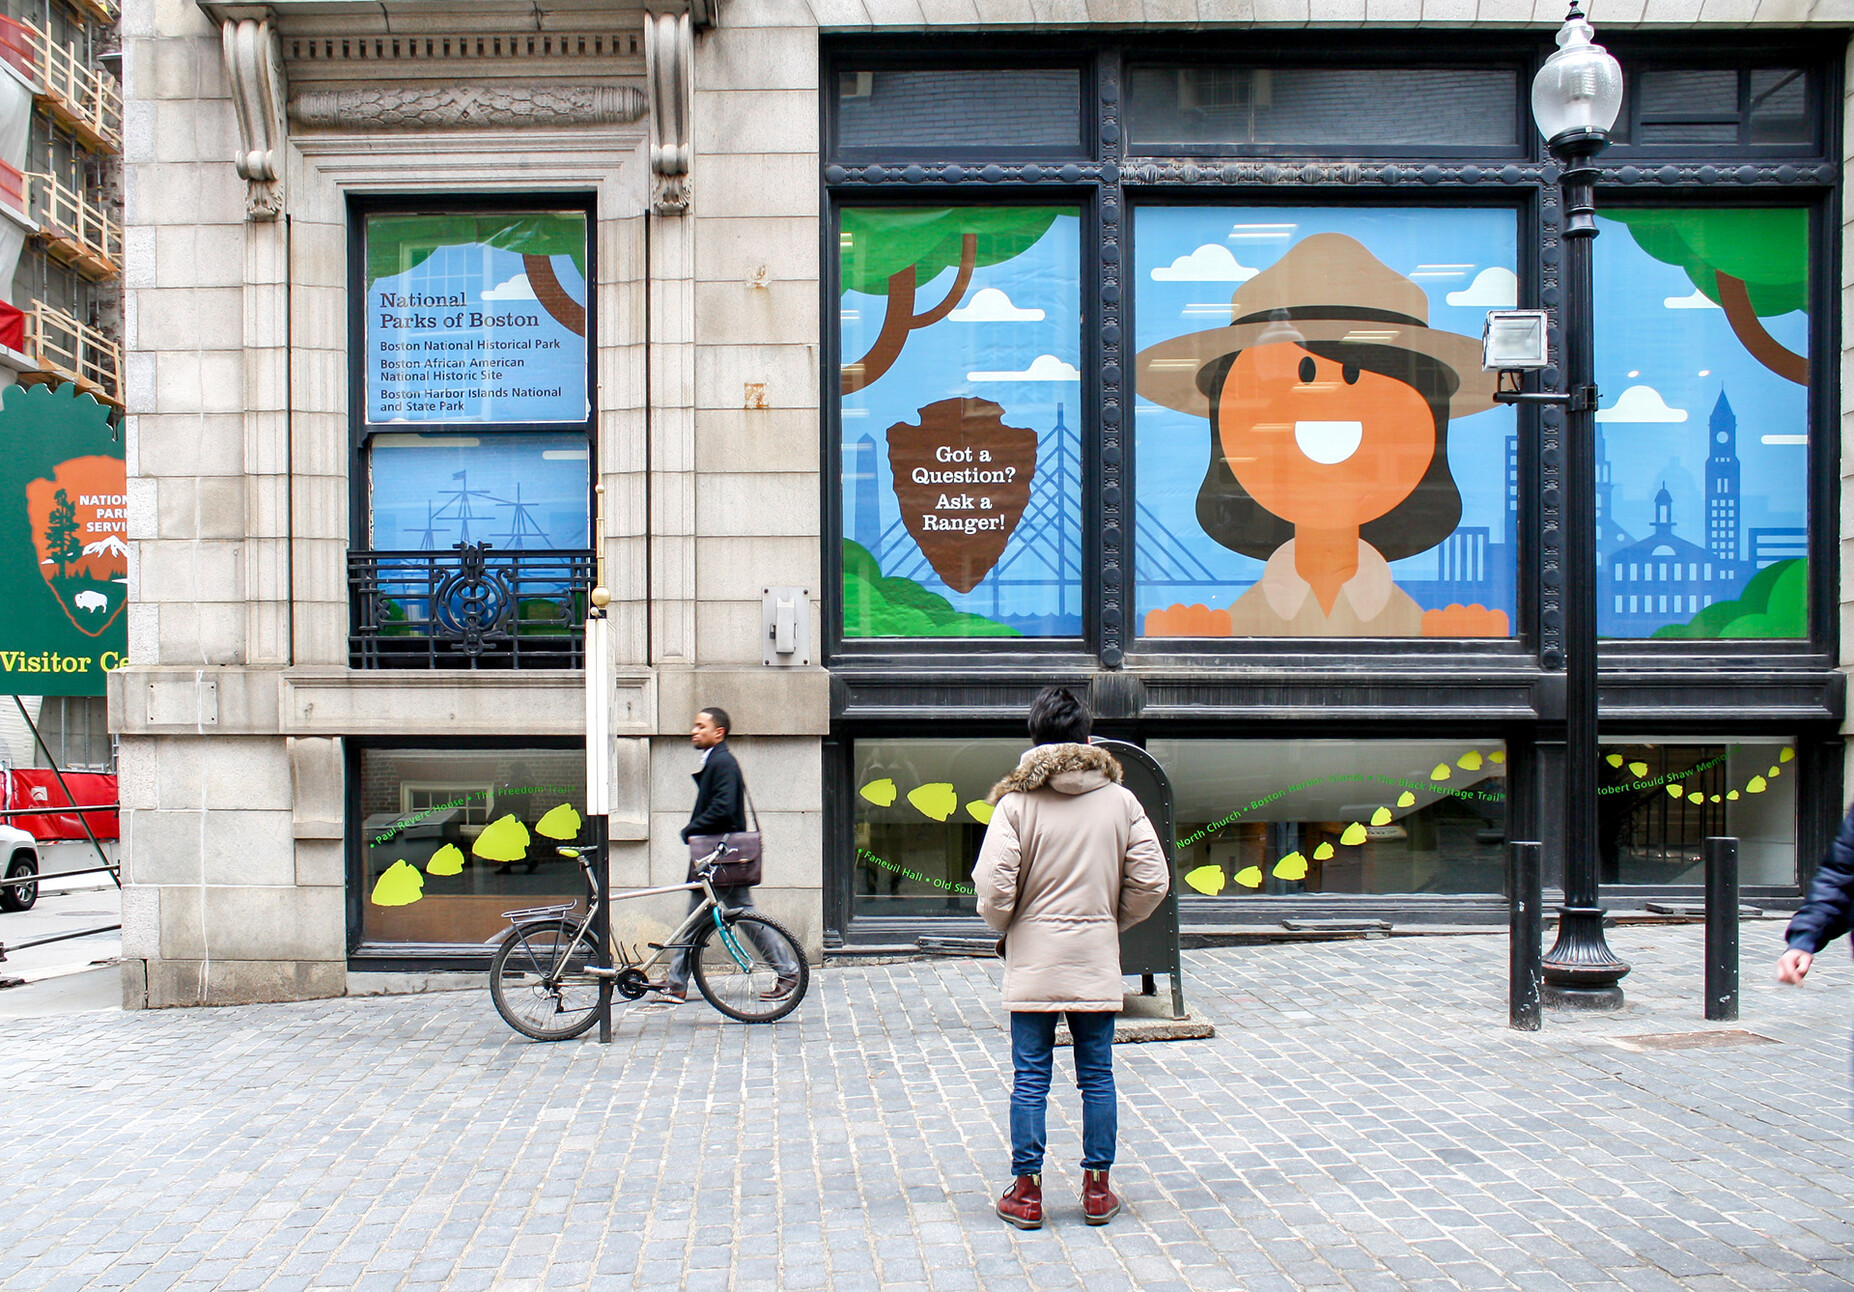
[1135, 232, 1499, 421]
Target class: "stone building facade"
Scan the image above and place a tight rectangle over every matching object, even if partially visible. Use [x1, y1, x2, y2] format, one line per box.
[115, 0, 1854, 1007]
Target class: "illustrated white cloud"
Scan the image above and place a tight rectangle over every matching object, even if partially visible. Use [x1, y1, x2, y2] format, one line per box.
[968, 354, 1081, 383]
[1595, 384, 1688, 423]
[1664, 287, 1721, 310]
[482, 273, 538, 301]
[1151, 244, 1259, 283]
[1445, 267, 1518, 308]
[949, 287, 1044, 322]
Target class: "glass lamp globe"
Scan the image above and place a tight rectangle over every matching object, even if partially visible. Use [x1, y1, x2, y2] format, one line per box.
[1531, 5, 1624, 143]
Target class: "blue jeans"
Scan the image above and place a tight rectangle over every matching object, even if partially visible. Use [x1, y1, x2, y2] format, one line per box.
[1009, 1010, 1117, 1177]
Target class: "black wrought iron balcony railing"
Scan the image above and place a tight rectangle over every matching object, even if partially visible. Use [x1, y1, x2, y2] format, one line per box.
[348, 543, 595, 669]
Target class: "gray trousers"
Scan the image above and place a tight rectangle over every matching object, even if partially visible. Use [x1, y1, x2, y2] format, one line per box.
[665, 884, 799, 991]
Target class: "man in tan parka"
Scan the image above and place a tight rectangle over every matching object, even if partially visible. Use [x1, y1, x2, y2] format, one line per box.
[974, 687, 1169, 1229]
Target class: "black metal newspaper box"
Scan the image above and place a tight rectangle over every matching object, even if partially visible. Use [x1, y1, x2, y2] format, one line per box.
[1092, 739, 1186, 1019]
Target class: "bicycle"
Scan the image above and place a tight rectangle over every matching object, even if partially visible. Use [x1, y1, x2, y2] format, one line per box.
[488, 842, 810, 1040]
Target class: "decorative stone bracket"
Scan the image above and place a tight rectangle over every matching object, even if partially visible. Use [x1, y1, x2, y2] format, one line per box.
[288, 86, 646, 130]
[645, 10, 691, 215]
[220, 14, 287, 220]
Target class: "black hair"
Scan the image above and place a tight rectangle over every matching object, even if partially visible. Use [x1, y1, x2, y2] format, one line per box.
[699, 706, 732, 736]
[1027, 686, 1091, 746]
[1193, 341, 1463, 562]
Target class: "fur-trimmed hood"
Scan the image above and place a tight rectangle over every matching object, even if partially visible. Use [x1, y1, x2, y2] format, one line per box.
[986, 742, 1123, 804]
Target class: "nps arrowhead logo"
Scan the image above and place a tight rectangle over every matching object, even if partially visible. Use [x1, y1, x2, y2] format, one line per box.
[26, 455, 126, 637]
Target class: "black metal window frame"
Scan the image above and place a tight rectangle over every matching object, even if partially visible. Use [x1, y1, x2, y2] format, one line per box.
[819, 32, 1846, 939]
[344, 190, 599, 670]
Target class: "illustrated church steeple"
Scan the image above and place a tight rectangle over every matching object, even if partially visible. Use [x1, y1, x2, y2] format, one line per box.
[1706, 389, 1741, 564]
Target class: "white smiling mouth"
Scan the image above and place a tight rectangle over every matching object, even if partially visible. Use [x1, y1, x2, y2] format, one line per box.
[1294, 421, 1363, 464]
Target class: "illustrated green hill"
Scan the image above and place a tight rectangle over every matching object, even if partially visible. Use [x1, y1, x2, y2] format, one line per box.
[1651, 558, 1806, 639]
[842, 540, 1019, 638]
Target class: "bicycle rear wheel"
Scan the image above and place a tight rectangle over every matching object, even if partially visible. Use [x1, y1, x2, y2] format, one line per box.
[692, 909, 809, 1023]
[490, 919, 606, 1041]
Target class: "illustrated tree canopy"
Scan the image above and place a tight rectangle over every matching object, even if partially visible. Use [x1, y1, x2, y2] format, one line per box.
[367, 213, 588, 337]
[45, 489, 79, 577]
[839, 207, 1063, 394]
[1606, 208, 1808, 385]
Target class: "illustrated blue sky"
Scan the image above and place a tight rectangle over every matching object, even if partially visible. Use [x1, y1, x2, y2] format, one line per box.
[1132, 206, 1520, 616]
[370, 433, 589, 551]
[841, 211, 1083, 631]
[367, 243, 588, 426]
[1592, 211, 1808, 553]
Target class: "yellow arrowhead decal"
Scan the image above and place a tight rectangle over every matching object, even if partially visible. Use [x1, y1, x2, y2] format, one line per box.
[1710, 795, 1721, 804]
[1687, 792, 1705, 804]
[1430, 763, 1452, 781]
[1488, 750, 1506, 764]
[1185, 864, 1225, 896]
[1234, 865, 1263, 888]
[1458, 750, 1483, 771]
[1726, 790, 1740, 801]
[371, 860, 424, 906]
[1273, 853, 1308, 881]
[859, 778, 898, 807]
[1397, 791, 1416, 808]
[907, 783, 958, 822]
[472, 814, 531, 862]
[1340, 822, 1368, 846]
[1605, 753, 1625, 768]
[1370, 807, 1393, 827]
[1666, 784, 1684, 798]
[1629, 761, 1649, 778]
[535, 803, 583, 840]
[1746, 776, 1767, 794]
[966, 800, 994, 825]
[425, 843, 465, 876]
[1781, 747, 1795, 763]
[1313, 842, 1335, 861]
[1767, 765, 1781, 778]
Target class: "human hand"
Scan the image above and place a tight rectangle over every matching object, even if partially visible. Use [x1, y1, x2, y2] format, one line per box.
[1777, 948, 1812, 984]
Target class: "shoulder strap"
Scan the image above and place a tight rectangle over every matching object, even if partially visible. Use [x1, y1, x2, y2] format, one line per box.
[740, 771, 759, 832]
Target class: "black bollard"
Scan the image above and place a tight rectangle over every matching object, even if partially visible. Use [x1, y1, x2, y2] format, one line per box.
[1509, 841, 1543, 1032]
[1704, 836, 1739, 1022]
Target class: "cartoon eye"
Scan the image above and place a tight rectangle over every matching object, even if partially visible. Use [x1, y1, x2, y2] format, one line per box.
[1297, 357, 1316, 384]
[1342, 364, 1360, 385]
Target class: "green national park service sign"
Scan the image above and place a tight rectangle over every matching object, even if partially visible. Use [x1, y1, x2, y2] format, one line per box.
[0, 383, 125, 696]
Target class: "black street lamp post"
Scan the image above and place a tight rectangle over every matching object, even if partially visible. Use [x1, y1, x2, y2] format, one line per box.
[1496, 4, 1632, 1009]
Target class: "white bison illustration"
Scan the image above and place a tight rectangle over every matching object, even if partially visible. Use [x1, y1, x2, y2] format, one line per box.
[73, 590, 107, 612]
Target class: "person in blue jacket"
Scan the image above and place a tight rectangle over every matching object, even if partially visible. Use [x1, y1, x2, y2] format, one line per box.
[1778, 800, 1854, 984]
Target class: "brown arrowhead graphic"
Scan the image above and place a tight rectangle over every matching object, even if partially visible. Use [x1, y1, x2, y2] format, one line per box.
[887, 398, 1035, 594]
[26, 455, 127, 638]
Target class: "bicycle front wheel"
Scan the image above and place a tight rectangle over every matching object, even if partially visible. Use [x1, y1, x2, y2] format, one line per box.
[490, 919, 606, 1041]
[692, 910, 809, 1023]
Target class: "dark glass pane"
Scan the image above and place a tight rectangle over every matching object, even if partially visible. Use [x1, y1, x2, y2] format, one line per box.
[836, 69, 1081, 151]
[1636, 68, 1737, 145]
[1749, 68, 1812, 144]
[852, 738, 1020, 918]
[1598, 742, 1795, 885]
[1127, 66, 1518, 149]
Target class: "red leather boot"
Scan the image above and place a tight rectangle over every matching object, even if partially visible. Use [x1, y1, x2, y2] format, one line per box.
[996, 1174, 1043, 1229]
[1081, 1169, 1120, 1225]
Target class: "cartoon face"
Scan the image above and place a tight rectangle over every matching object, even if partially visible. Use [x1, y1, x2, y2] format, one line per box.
[1215, 342, 1436, 530]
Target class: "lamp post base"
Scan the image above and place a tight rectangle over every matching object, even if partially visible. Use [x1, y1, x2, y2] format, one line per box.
[1541, 904, 1631, 1012]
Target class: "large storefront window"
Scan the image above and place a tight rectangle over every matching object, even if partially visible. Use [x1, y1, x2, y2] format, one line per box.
[1134, 207, 1519, 639]
[839, 206, 1083, 638]
[852, 738, 1025, 916]
[357, 747, 588, 945]
[1598, 740, 1796, 885]
[1151, 739, 1508, 895]
[1593, 208, 1809, 639]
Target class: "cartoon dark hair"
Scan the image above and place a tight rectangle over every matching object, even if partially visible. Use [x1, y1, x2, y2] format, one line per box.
[1193, 341, 1464, 562]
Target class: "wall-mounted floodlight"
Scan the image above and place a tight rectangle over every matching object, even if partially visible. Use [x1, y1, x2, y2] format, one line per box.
[1482, 309, 1550, 372]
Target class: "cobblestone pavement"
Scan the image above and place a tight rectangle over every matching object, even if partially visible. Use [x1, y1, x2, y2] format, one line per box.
[7, 921, 1854, 1291]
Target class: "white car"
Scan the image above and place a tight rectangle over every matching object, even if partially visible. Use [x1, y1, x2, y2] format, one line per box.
[0, 824, 38, 911]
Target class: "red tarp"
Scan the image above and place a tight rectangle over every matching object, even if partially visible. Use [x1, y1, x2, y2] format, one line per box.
[1, 768, 118, 840]
[0, 299, 25, 352]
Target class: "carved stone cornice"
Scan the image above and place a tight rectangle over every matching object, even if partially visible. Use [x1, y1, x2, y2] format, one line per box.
[220, 15, 287, 220]
[288, 85, 646, 129]
[644, 10, 690, 215]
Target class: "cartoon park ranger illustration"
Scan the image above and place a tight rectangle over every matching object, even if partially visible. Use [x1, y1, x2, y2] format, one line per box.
[1137, 232, 1507, 638]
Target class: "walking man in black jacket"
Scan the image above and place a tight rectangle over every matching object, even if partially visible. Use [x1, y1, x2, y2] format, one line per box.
[654, 706, 801, 1003]
[1778, 799, 1854, 986]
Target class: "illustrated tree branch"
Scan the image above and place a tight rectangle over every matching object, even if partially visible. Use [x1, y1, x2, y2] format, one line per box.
[1715, 270, 1807, 386]
[522, 253, 587, 338]
[841, 233, 978, 395]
